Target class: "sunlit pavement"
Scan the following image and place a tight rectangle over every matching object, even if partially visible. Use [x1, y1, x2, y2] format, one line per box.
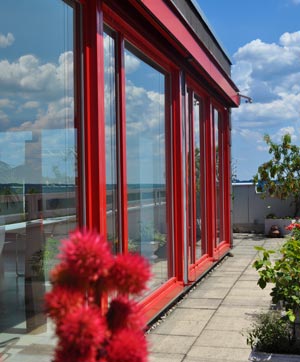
[147, 234, 282, 362]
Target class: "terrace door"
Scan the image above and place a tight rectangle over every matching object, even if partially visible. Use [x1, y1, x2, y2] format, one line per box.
[186, 88, 206, 281]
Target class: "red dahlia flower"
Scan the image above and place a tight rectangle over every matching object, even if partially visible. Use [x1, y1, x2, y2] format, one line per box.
[59, 229, 114, 282]
[108, 253, 151, 294]
[44, 285, 84, 323]
[106, 329, 148, 362]
[55, 306, 106, 362]
[106, 296, 146, 332]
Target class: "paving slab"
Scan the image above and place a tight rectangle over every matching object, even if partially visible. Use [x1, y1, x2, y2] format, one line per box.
[148, 233, 279, 362]
[150, 319, 208, 336]
[194, 330, 248, 348]
[149, 353, 185, 362]
[205, 315, 252, 331]
[177, 298, 223, 310]
[187, 345, 250, 361]
[147, 334, 197, 354]
[165, 307, 215, 321]
[186, 287, 230, 299]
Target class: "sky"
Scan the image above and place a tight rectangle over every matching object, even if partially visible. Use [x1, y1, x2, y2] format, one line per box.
[0, 0, 75, 184]
[1, 1, 300, 184]
[196, 0, 300, 181]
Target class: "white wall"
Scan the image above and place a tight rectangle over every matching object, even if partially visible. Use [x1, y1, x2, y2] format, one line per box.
[232, 183, 295, 233]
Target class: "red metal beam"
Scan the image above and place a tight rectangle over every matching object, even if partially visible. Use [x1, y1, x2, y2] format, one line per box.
[140, 0, 239, 106]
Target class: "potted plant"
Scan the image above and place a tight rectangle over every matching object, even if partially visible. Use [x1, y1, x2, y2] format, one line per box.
[247, 222, 300, 360]
[264, 213, 294, 237]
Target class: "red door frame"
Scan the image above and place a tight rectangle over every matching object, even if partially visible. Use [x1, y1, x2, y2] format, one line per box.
[79, 0, 234, 321]
[81, 0, 107, 235]
[185, 76, 220, 280]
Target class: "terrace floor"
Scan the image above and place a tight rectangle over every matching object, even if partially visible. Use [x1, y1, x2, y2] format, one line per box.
[0, 233, 282, 361]
[147, 233, 281, 362]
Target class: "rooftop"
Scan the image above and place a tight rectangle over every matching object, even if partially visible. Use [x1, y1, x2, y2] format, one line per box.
[0, 233, 282, 362]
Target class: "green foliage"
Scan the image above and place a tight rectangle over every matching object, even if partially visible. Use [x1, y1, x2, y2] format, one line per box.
[253, 133, 300, 216]
[245, 311, 293, 353]
[30, 237, 59, 279]
[253, 238, 300, 325]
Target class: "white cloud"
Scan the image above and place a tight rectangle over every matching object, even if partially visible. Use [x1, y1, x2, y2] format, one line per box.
[291, 0, 300, 5]
[280, 31, 300, 47]
[0, 98, 15, 108]
[22, 101, 40, 109]
[0, 32, 14, 48]
[0, 51, 73, 99]
[232, 31, 300, 179]
[9, 96, 74, 132]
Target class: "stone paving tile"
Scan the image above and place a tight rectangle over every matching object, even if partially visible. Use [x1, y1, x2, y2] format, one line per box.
[205, 315, 252, 331]
[186, 346, 250, 361]
[194, 330, 248, 348]
[228, 286, 270, 297]
[150, 319, 207, 336]
[166, 307, 215, 321]
[205, 270, 240, 284]
[147, 334, 197, 354]
[230, 280, 262, 289]
[220, 258, 253, 266]
[222, 295, 272, 307]
[149, 352, 185, 362]
[192, 280, 235, 289]
[214, 305, 268, 318]
[0, 354, 52, 362]
[215, 264, 247, 271]
[238, 273, 262, 281]
[178, 298, 222, 309]
[187, 287, 230, 299]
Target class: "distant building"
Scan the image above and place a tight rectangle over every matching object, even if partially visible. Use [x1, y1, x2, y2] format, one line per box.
[0, 0, 239, 335]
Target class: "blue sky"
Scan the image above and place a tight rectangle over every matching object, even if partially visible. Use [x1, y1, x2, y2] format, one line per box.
[0, 0, 75, 183]
[197, 0, 300, 180]
[1, 1, 300, 183]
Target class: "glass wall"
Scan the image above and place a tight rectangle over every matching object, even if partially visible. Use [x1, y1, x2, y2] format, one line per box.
[193, 95, 203, 259]
[124, 43, 168, 292]
[104, 28, 118, 253]
[0, 0, 77, 334]
[214, 108, 221, 244]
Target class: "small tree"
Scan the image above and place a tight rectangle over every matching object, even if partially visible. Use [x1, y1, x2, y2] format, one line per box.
[253, 133, 300, 216]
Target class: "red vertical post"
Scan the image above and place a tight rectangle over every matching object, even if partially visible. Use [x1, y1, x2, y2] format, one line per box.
[204, 97, 216, 258]
[188, 89, 196, 265]
[222, 109, 232, 246]
[172, 69, 185, 283]
[82, 0, 107, 235]
[116, 35, 129, 254]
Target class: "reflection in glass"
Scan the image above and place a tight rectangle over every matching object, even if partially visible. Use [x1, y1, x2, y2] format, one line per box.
[193, 95, 202, 259]
[0, 0, 77, 336]
[214, 108, 221, 244]
[124, 44, 168, 293]
[104, 29, 118, 253]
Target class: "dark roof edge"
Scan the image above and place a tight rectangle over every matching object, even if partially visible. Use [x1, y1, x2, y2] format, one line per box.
[189, 0, 232, 63]
[169, 0, 232, 76]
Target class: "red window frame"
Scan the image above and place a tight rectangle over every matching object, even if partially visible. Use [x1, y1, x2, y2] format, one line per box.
[80, 0, 233, 321]
[212, 101, 231, 258]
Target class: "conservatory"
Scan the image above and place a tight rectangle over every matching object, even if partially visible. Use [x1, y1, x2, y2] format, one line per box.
[0, 0, 239, 335]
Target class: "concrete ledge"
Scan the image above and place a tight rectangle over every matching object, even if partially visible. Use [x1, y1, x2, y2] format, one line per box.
[249, 350, 300, 361]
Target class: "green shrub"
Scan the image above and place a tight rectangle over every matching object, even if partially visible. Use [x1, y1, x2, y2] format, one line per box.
[245, 311, 293, 353]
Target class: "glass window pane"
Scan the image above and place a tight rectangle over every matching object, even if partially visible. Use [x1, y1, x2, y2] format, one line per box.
[104, 28, 118, 253]
[0, 0, 78, 335]
[124, 44, 168, 294]
[194, 95, 202, 259]
[214, 108, 221, 244]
